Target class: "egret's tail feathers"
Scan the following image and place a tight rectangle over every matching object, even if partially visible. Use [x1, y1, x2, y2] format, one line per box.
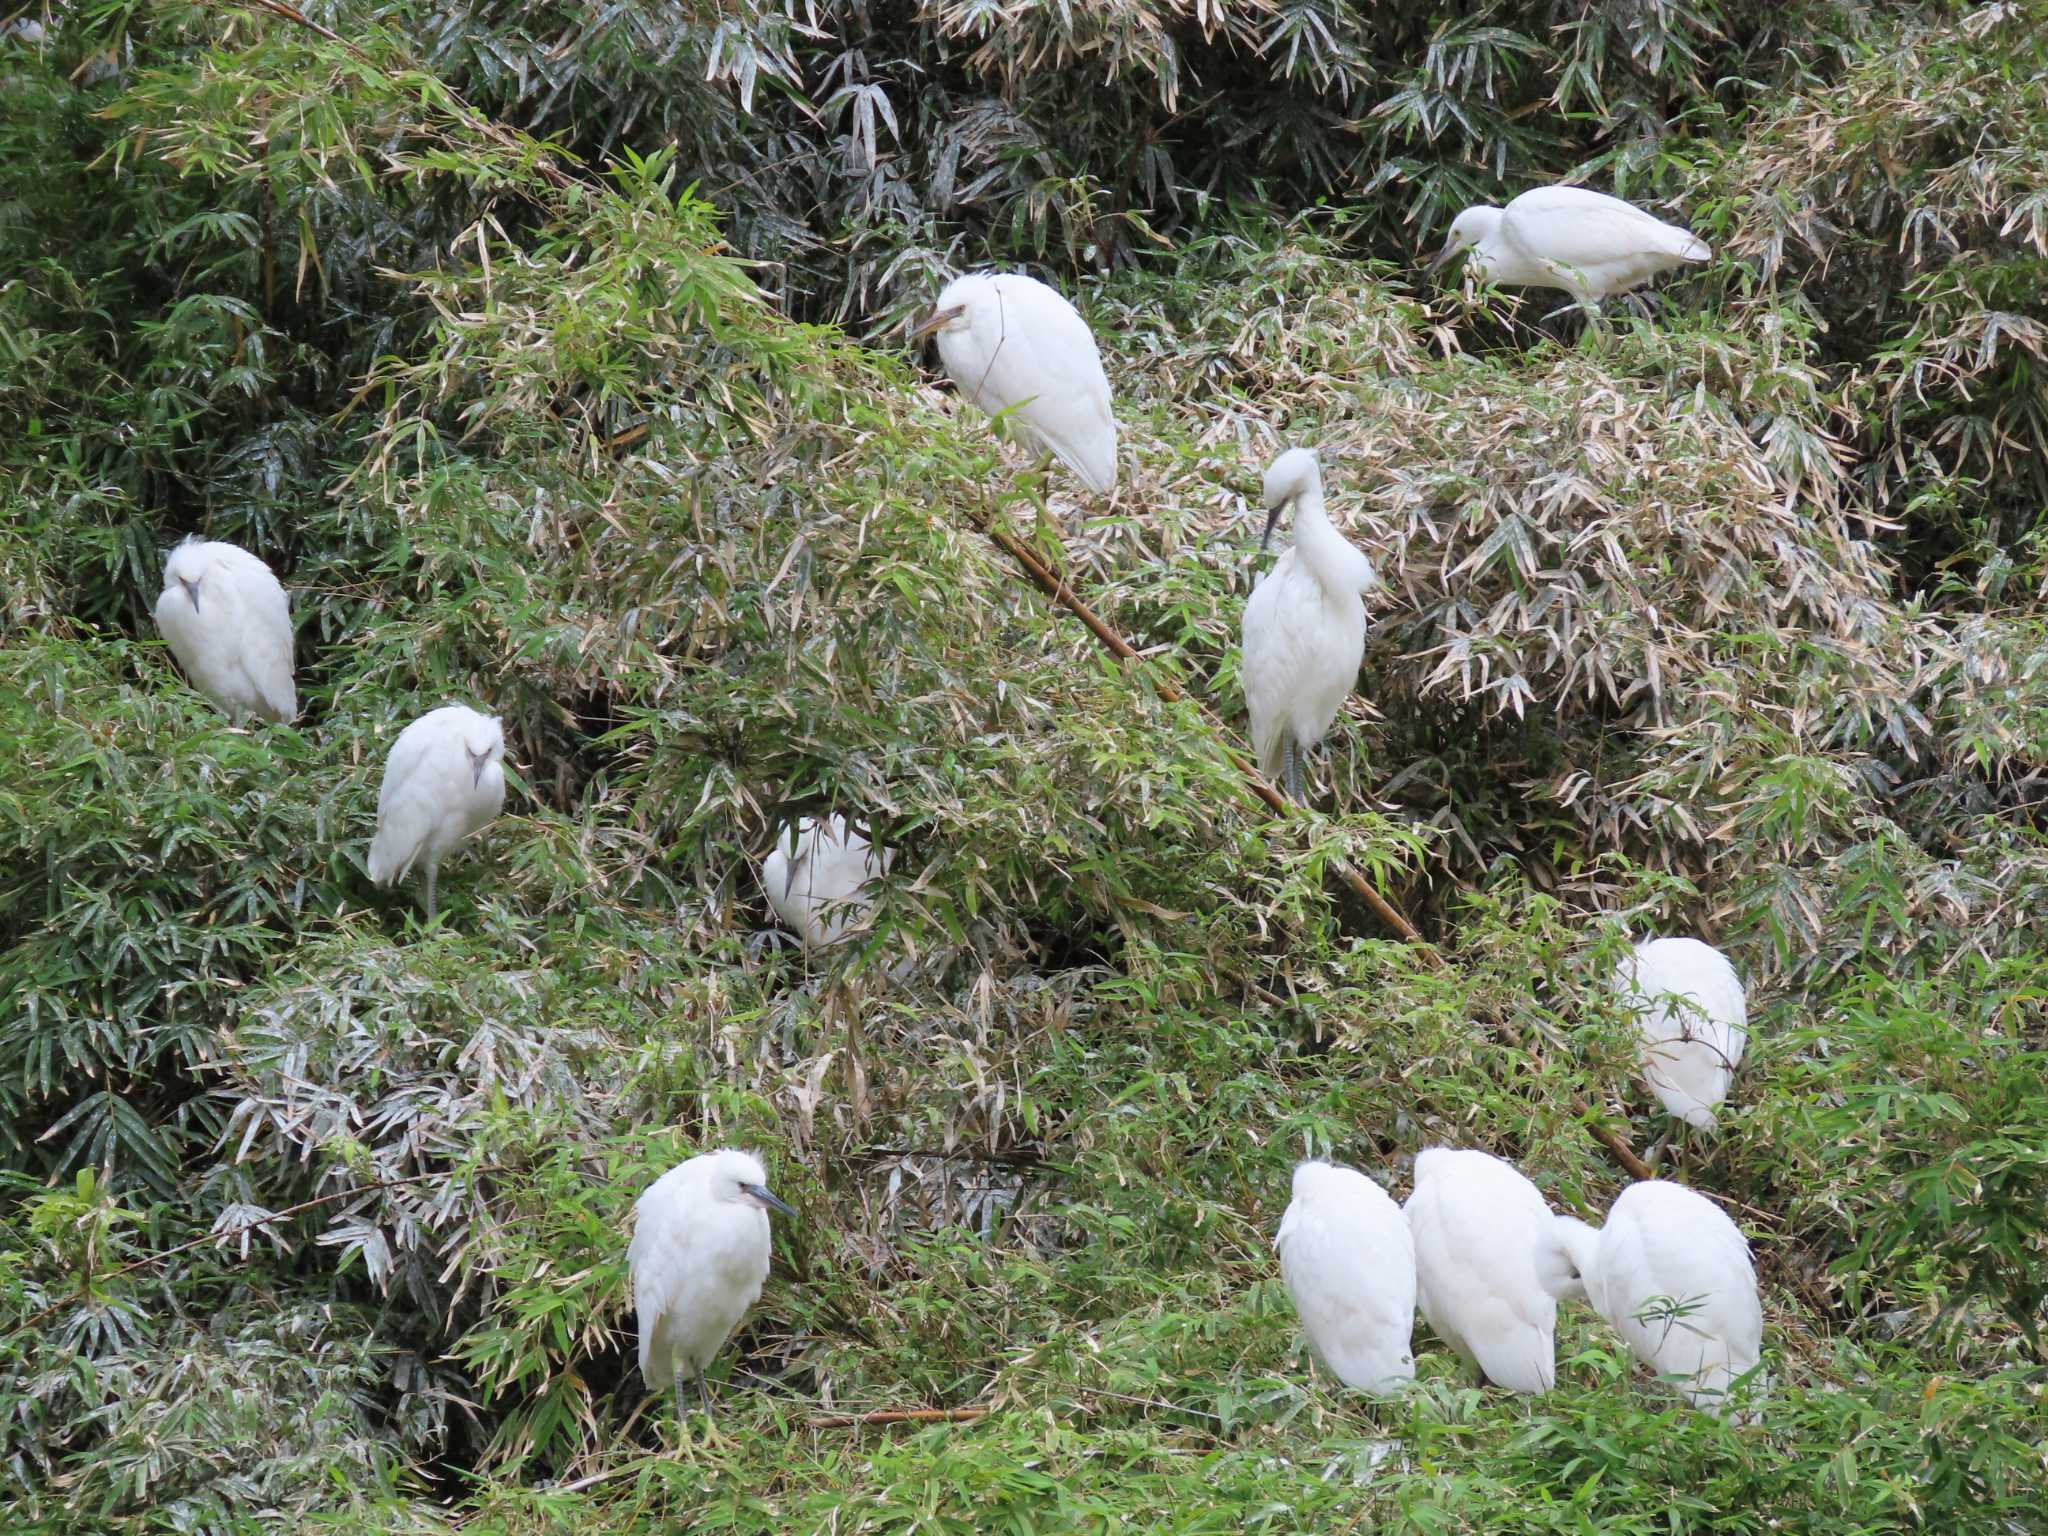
[367, 830, 417, 888]
[1679, 1103, 1719, 1132]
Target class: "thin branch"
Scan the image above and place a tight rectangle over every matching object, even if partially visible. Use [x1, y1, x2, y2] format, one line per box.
[808, 1405, 993, 1429]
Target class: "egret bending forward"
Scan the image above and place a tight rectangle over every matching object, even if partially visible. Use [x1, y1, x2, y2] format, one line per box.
[1557, 1180, 1764, 1419]
[913, 271, 1117, 495]
[367, 704, 505, 920]
[1614, 936, 1747, 1134]
[1430, 186, 1710, 309]
[761, 814, 892, 949]
[629, 1148, 795, 1428]
[1276, 1160, 1417, 1395]
[1242, 448, 1378, 804]
[153, 537, 296, 723]
[1404, 1148, 1579, 1394]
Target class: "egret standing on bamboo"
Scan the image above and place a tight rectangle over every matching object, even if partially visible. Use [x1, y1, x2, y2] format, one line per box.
[1429, 186, 1710, 308]
[761, 814, 891, 949]
[912, 272, 1117, 495]
[1276, 1160, 1417, 1395]
[1556, 1180, 1764, 1419]
[152, 538, 296, 723]
[1242, 447, 1379, 804]
[367, 704, 505, 920]
[628, 1148, 795, 1428]
[1403, 1148, 1578, 1394]
[1614, 937, 1748, 1134]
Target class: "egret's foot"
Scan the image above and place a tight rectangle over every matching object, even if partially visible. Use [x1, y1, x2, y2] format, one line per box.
[1642, 1131, 1672, 1172]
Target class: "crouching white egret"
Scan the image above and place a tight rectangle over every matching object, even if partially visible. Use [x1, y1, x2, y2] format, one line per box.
[1403, 1148, 1578, 1394]
[761, 814, 891, 949]
[152, 537, 296, 723]
[1430, 186, 1711, 307]
[628, 1148, 795, 1426]
[1557, 1180, 1764, 1419]
[1614, 937, 1747, 1132]
[913, 271, 1117, 495]
[1276, 1160, 1416, 1395]
[367, 704, 505, 920]
[1241, 447, 1379, 804]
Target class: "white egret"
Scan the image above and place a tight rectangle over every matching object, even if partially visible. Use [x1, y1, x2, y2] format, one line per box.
[1403, 1147, 1578, 1394]
[760, 814, 892, 949]
[628, 1147, 794, 1424]
[1429, 186, 1711, 307]
[1275, 1160, 1417, 1395]
[1614, 937, 1747, 1131]
[1241, 447, 1379, 804]
[1556, 1180, 1763, 1418]
[367, 704, 506, 920]
[912, 272, 1117, 494]
[152, 537, 296, 723]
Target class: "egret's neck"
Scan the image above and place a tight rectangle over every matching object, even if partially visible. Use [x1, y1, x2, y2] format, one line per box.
[1291, 486, 1365, 595]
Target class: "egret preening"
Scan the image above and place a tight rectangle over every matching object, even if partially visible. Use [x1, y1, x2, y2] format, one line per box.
[367, 704, 506, 920]
[1614, 937, 1748, 1132]
[1556, 1180, 1764, 1419]
[1429, 186, 1711, 308]
[912, 272, 1117, 495]
[1241, 447, 1379, 804]
[761, 814, 892, 949]
[1275, 1160, 1417, 1395]
[152, 538, 296, 723]
[1403, 1148, 1578, 1394]
[628, 1148, 795, 1426]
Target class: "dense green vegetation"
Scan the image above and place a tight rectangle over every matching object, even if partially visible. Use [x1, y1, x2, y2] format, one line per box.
[2, 1, 2046, 1531]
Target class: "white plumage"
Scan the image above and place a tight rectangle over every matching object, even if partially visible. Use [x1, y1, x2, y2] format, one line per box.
[914, 272, 1118, 494]
[1615, 937, 1748, 1130]
[1431, 186, 1711, 305]
[366, 704, 506, 919]
[152, 538, 296, 723]
[1556, 1180, 1764, 1418]
[628, 1147, 794, 1419]
[1403, 1148, 1578, 1394]
[760, 814, 891, 949]
[1241, 447, 1378, 804]
[1275, 1160, 1417, 1395]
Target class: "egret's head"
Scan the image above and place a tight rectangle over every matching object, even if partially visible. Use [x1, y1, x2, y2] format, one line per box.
[462, 717, 504, 789]
[161, 538, 213, 615]
[1428, 206, 1502, 272]
[1289, 1159, 1345, 1203]
[708, 1148, 796, 1217]
[910, 274, 989, 342]
[1259, 446, 1322, 551]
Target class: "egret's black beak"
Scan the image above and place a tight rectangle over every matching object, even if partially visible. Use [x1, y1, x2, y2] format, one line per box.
[782, 850, 807, 900]
[1259, 498, 1288, 553]
[467, 745, 491, 788]
[1427, 238, 1461, 273]
[743, 1183, 796, 1218]
[910, 304, 965, 342]
[181, 577, 201, 614]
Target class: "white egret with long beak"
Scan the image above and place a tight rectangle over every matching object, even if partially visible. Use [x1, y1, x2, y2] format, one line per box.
[1429, 186, 1710, 307]
[628, 1148, 795, 1427]
[152, 538, 296, 723]
[1241, 447, 1378, 804]
[912, 272, 1117, 495]
[1276, 1160, 1417, 1395]
[1403, 1148, 1580, 1395]
[1556, 1180, 1764, 1419]
[367, 704, 505, 920]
